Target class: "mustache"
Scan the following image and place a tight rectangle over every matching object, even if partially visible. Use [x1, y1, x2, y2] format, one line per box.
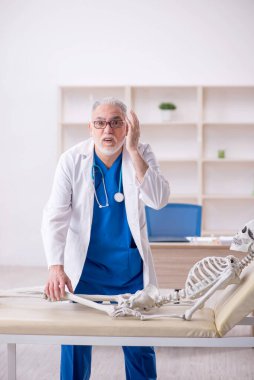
[101, 135, 117, 143]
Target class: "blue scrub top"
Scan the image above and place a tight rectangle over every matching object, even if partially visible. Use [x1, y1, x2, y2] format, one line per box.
[80, 151, 143, 295]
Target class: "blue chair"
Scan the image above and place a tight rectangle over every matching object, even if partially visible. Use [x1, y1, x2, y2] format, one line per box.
[145, 203, 202, 241]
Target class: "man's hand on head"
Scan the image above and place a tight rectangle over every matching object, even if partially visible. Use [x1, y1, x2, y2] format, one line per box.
[125, 110, 140, 154]
[44, 265, 74, 301]
[125, 110, 148, 183]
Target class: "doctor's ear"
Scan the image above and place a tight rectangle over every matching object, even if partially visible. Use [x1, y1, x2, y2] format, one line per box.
[88, 122, 92, 136]
[125, 114, 130, 135]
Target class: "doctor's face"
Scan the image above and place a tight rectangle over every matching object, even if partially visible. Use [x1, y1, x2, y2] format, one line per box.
[89, 104, 127, 156]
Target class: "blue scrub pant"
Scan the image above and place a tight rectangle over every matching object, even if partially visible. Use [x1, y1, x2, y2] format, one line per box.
[60, 345, 157, 380]
[60, 281, 157, 380]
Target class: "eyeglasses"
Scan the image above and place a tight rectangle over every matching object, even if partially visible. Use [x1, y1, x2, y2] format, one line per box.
[93, 119, 125, 129]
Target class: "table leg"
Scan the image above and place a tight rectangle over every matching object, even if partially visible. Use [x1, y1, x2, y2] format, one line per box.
[7, 343, 16, 380]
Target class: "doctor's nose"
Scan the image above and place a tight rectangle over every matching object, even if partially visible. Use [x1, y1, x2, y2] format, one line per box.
[104, 123, 114, 133]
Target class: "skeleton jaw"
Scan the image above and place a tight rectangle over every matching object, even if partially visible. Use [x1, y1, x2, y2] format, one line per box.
[231, 236, 253, 253]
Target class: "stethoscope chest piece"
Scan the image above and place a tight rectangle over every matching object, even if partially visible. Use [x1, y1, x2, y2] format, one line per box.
[114, 192, 124, 203]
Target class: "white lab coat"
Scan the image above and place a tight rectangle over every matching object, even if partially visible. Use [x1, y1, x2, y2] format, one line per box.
[41, 138, 170, 290]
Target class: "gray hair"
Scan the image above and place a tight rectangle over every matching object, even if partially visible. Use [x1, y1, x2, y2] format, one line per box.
[92, 97, 127, 114]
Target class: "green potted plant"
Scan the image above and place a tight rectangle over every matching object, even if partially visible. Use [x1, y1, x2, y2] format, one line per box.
[159, 102, 177, 122]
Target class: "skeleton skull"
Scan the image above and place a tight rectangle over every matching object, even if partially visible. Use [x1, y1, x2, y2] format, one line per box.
[230, 219, 254, 253]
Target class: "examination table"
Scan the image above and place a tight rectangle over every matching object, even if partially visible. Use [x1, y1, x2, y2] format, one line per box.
[1, 263, 254, 380]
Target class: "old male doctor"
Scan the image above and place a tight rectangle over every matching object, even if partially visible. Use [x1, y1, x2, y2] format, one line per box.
[42, 97, 170, 380]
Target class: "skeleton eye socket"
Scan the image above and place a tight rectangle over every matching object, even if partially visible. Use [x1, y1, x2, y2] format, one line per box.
[248, 228, 254, 240]
[230, 259, 235, 263]
[242, 226, 247, 233]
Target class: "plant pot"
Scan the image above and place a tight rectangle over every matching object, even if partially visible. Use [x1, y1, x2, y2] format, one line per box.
[161, 110, 173, 122]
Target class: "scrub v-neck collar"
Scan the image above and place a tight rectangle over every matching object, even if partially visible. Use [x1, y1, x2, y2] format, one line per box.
[94, 150, 123, 176]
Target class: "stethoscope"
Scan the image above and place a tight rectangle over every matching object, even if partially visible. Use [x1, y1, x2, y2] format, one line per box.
[91, 163, 124, 208]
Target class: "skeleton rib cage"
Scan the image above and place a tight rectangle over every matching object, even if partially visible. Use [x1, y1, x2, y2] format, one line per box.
[183, 256, 239, 299]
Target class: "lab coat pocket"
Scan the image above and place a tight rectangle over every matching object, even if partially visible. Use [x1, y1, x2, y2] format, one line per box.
[128, 248, 143, 279]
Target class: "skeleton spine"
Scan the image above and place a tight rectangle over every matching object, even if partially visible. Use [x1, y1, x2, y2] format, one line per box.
[239, 248, 254, 269]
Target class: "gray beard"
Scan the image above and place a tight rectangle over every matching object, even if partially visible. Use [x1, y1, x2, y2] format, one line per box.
[96, 138, 125, 156]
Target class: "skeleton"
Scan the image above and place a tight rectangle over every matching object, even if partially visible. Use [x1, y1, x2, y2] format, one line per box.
[1, 220, 254, 321]
[92, 219, 254, 320]
[114, 219, 254, 321]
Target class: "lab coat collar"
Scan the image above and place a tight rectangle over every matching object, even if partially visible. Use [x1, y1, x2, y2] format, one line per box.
[78, 137, 95, 160]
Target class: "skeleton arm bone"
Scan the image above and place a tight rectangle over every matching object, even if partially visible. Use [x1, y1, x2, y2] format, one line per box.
[0, 287, 131, 303]
[63, 292, 115, 316]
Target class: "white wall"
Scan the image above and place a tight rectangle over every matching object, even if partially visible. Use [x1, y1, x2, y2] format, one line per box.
[0, 0, 254, 266]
